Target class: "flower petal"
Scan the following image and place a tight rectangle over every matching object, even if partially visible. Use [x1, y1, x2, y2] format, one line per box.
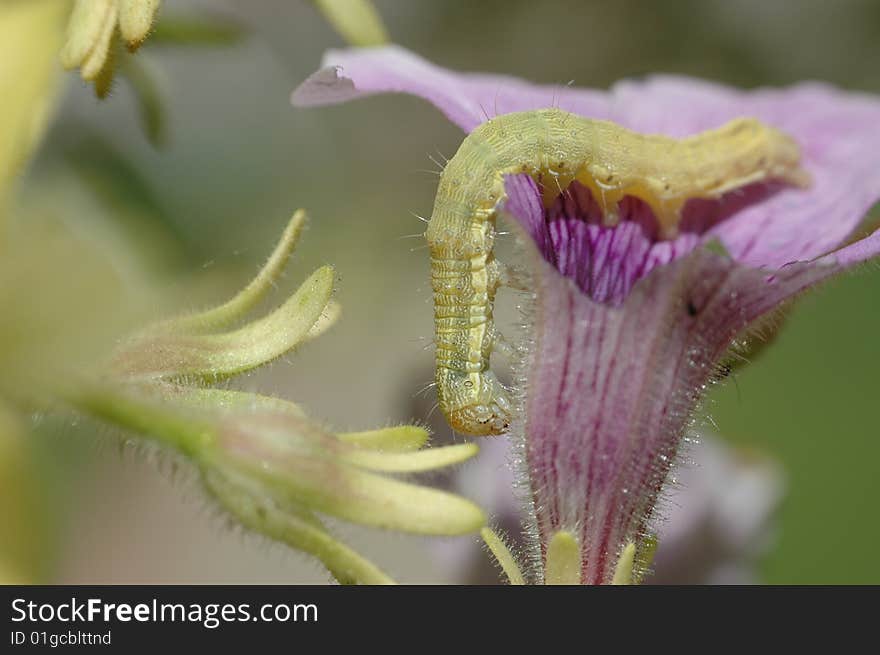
[214, 413, 486, 535]
[60, 0, 114, 69]
[336, 425, 429, 451]
[79, 2, 117, 81]
[293, 46, 880, 584]
[828, 224, 880, 268]
[292, 45, 610, 132]
[114, 265, 335, 380]
[343, 442, 479, 473]
[518, 235, 828, 583]
[639, 81, 880, 268]
[0, 0, 66, 208]
[117, 0, 161, 51]
[504, 174, 703, 305]
[294, 46, 880, 271]
[204, 466, 395, 585]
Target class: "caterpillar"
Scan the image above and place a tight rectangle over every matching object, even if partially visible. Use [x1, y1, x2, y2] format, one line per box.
[428, 107, 809, 436]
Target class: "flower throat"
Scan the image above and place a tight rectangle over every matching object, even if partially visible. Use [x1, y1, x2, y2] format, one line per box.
[427, 108, 809, 436]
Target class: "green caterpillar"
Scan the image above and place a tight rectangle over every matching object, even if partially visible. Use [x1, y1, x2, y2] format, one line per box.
[428, 107, 809, 436]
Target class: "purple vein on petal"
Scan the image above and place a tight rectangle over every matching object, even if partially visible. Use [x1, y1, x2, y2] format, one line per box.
[292, 44, 880, 583]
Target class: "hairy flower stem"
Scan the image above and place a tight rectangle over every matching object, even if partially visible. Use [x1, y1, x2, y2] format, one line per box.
[480, 528, 525, 585]
[204, 469, 396, 585]
[67, 384, 399, 585]
[69, 385, 212, 456]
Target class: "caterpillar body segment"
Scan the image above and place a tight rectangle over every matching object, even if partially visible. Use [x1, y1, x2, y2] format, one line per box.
[427, 108, 808, 436]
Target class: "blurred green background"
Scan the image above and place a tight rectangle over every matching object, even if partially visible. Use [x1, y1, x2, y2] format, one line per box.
[15, 0, 880, 583]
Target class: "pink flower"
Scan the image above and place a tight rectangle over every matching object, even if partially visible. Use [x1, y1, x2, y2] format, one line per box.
[293, 46, 880, 583]
[427, 431, 784, 584]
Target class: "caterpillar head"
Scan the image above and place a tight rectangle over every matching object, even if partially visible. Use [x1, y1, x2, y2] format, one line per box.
[439, 370, 512, 436]
[446, 402, 510, 436]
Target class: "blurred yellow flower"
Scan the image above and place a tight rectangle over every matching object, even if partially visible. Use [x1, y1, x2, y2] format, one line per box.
[0, 405, 46, 584]
[0, 0, 67, 214]
[60, 0, 161, 96]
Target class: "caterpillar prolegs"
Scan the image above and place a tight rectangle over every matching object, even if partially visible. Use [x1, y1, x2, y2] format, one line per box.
[428, 107, 808, 436]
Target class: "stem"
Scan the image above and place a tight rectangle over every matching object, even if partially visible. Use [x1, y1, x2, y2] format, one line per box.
[65, 384, 396, 585]
[481, 527, 525, 585]
[206, 469, 396, 585]
[67, 385, 214, 458]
